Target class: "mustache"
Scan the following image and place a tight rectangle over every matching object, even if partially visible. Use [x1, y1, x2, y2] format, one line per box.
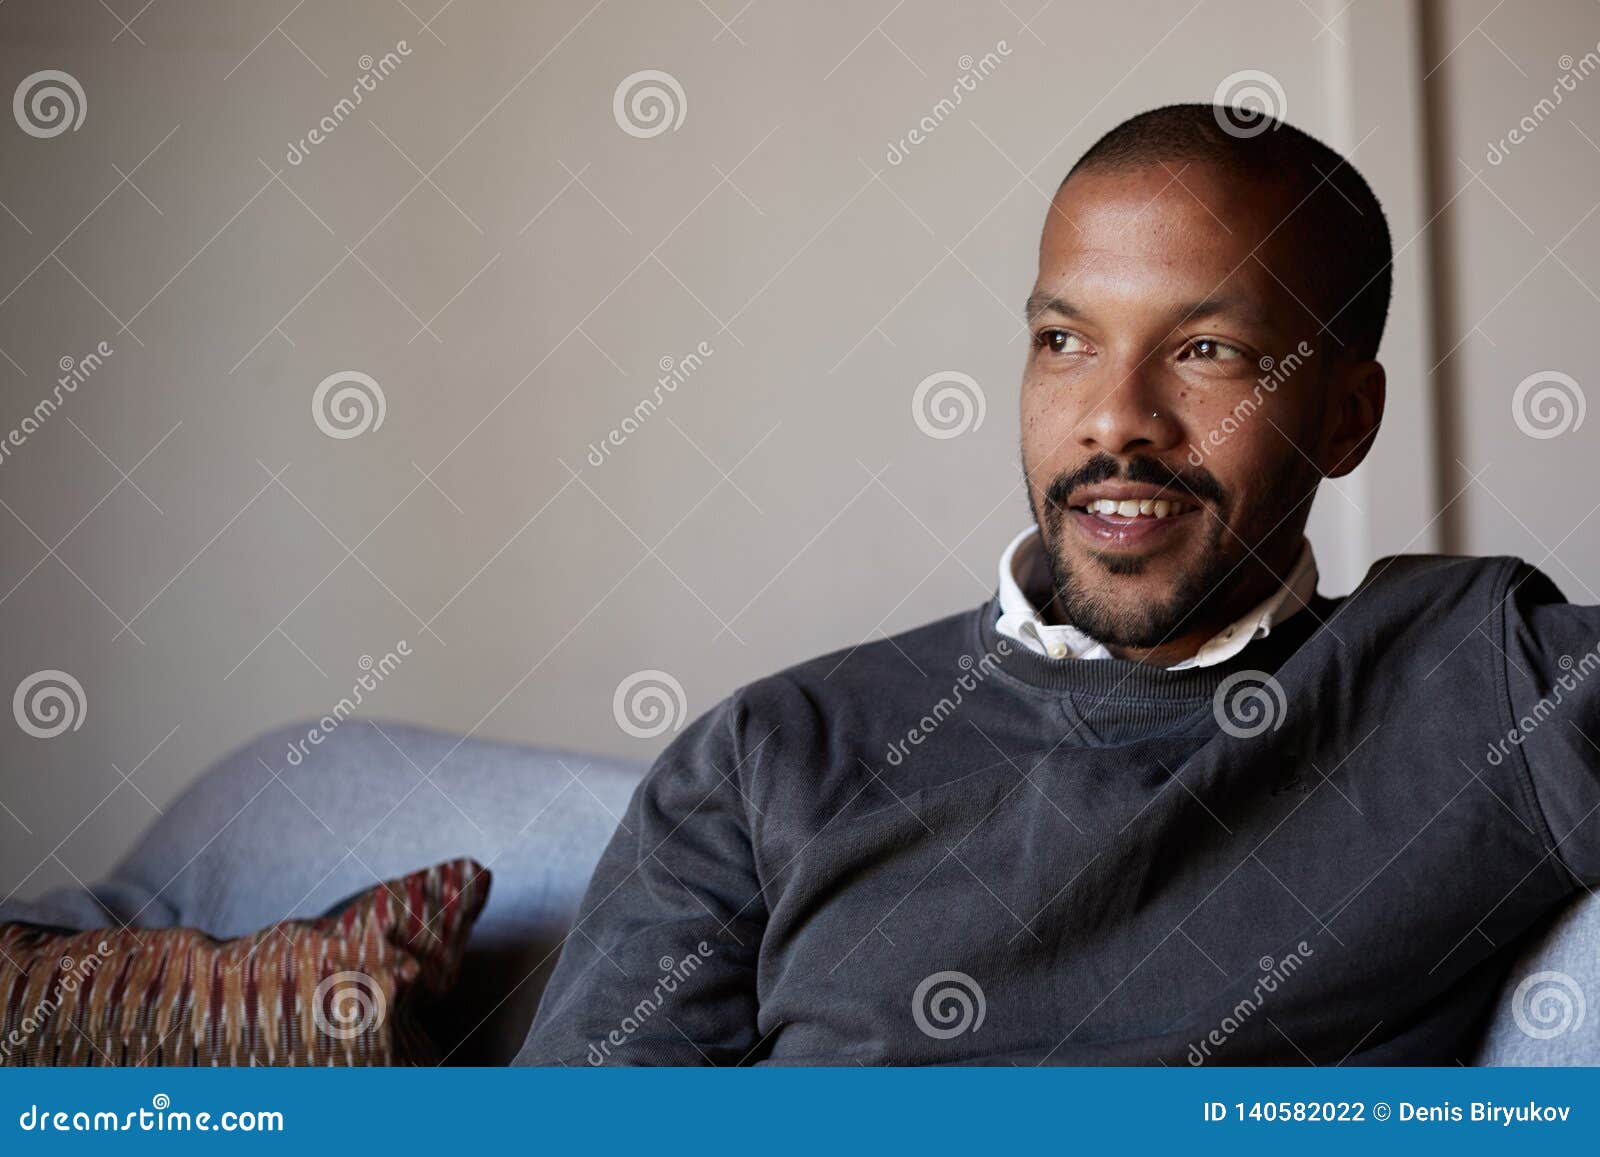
[1043, 453, 1226, 510]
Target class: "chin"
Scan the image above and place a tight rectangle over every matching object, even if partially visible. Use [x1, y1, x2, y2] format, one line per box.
[1067, 595, 1194, 650]
[1046, 546, 1219, 650]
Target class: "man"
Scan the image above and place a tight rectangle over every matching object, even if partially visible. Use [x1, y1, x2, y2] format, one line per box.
[517, 104, 1600, 1065]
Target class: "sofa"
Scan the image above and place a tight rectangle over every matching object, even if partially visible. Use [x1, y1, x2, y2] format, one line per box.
[2, 719, 1596, 1065]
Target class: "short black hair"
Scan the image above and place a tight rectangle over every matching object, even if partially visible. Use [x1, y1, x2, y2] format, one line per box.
[1062, 103, 1392, 361]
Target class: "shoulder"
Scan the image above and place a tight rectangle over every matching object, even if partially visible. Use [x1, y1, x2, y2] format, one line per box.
[714, 603, 988, 775]
[1329, 554, 1600, 688]
[1354, 552, 1523, 597]
[1350, 553, 1593, 621]
[1339, 553, 1531, 628]
[735, 604, 985, 712]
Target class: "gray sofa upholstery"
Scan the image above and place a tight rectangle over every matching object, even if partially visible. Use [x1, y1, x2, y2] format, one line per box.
[2, 718, 1596, 1064]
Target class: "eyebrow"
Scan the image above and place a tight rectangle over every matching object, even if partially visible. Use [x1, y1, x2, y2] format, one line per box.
[1022, 291, 1272, 329]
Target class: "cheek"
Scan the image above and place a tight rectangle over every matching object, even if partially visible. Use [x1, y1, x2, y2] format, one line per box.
[1183, 383, 1308, 462]
[1017, 375, 1048, 457]
[1019, 371, 1074, 446]
[1194, 418, 1307, 516]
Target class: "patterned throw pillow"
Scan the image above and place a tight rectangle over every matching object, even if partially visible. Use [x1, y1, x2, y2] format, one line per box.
[0, 857, 489, 1066]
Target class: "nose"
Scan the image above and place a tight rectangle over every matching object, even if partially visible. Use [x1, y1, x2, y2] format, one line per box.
[1076, 364, 1184, 456]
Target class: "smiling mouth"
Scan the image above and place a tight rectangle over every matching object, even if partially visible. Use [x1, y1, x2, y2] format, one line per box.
[1065, 493, 1203, 550]
[1077, 496, 1197, 519]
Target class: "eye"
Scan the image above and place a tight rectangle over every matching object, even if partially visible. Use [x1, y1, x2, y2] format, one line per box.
[1178, 337, 1248, 363]
[1034, 328, 1091, 356]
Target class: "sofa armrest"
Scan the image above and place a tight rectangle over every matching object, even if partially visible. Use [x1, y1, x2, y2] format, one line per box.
[1473, 890, 1600, 1064]
[2, 719, 646, 1064]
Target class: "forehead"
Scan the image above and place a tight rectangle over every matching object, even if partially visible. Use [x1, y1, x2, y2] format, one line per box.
[1037, 161, 1320, 332]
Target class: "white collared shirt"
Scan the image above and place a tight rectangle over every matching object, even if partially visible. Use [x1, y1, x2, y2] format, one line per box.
[994, 526, 1319, 669]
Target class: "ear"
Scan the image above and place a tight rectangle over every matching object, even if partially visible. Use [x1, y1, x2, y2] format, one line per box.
[1322, 358, 1386, 479]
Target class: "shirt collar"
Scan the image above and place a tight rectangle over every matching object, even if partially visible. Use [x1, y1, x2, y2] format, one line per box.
[995, 526, 1319, 670]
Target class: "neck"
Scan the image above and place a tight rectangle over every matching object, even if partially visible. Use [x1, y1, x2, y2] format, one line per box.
[1105, 625, 1222, 667]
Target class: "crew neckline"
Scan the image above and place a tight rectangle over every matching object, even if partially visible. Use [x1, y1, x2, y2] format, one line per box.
[975, 591, 1336, 699]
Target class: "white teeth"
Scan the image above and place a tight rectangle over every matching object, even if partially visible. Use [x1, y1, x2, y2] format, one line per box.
[1084, 497, 1191, 518]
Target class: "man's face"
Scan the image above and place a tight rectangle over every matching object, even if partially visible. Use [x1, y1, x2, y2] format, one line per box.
[1021, 160, 1370, 656]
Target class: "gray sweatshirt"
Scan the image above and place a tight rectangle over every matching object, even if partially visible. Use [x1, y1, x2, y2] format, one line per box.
[518, 554, 1600, 1065]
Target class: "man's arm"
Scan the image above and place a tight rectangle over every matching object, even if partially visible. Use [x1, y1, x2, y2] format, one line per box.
[1502, 561, 1600, 886]
[515, 694, 768, 1065]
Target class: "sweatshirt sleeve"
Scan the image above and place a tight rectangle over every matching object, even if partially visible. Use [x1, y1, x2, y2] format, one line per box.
[514, 693, 767, 1065]
[1500, 560, 1600, 886]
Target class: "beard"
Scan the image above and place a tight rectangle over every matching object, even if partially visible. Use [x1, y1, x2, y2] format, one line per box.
[1027, 451, 1307, 651]
[1039, 510, 1235, 648]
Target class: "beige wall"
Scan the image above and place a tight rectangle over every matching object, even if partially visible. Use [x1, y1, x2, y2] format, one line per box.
[0, 0, 1574, 902]
[1425, 0, 1600, 593]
